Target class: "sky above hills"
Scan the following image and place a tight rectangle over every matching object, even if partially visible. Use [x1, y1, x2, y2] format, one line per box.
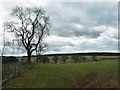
[0, 0, 118, 56]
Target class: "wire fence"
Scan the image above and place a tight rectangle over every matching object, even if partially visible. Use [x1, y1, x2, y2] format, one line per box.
[0, 62, 2, 90]
[2, 62, 35, 86]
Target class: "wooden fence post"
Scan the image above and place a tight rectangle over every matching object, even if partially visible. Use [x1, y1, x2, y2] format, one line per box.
[14, 65, 16, 76]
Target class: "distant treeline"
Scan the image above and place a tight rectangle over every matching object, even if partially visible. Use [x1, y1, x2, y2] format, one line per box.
[43, 52, 120, 57]
[2, 52, 119, 63]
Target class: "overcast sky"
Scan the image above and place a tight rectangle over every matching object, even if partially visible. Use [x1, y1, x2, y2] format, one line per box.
[0, 0, 118, 55]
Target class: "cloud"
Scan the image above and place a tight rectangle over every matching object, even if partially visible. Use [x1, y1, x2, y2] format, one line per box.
[45, 2, 117, 38]
[0, 1, 118, 55]
[62, 2, 117, 26]
[43, 2, 118, 54]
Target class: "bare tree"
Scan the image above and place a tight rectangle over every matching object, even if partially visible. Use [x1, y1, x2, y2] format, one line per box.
[91, 55, 97, 62]
[4, 6, 51, 64]
[53, 56, 59, 64]
[79, 55, 86, 62]
[61, 56, 68, 63]
[71, 55, 79, 63]
[36, 43, 48, 62]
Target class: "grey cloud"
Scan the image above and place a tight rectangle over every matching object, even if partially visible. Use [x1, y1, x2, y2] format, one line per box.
[50, 47, 61, 52]
[0, 2, 118, 55]
[45, 2, 117, 38]
[47, 36, 118, 53]
[51, 24, 102, 38]
[61, 2, 117, 27]
[74, 27, 102, 38]
[47, 40, 74, 47]
[74, 37, 118, 52]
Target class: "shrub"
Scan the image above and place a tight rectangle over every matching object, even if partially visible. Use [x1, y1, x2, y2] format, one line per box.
[2, 56, 18, 63]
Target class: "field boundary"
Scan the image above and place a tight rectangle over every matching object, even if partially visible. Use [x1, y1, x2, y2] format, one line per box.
[2, 62, 35, 88]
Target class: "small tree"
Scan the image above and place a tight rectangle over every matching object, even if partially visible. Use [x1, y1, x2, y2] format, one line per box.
[79, 55, 86, 62]
[71, 55, 79, 63]
[61, 56, 68, 63]
[36, 43, 48, 62]
[42, 56, 49, 64]
[53, 56, 59, 64]
[91, 55, 97, 62]
[71, 56, 75, 63]
[82, 55, 86, 62]
[78, 56, 82, 62]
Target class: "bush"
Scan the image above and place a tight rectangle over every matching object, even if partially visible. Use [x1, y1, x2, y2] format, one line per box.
[71, 55, 79, 63]
[79, 55, 86, 62]
[2, 56, 18, 63]
[53, 56, 59, 64]
[42, 56, 49, 62]
[61, 56, 68, 63]
[91, 56, 97, 62]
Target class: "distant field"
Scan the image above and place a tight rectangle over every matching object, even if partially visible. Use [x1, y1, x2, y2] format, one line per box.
[4, 59, 118, 88]
[18, 55, 118, 62]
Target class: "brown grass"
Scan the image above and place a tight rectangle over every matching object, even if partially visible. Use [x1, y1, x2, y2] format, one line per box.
[72, 72, 118, 88]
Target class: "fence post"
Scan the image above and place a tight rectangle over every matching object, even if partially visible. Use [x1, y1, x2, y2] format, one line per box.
[7, 65, 10, 79]
[18, 64, 20, 75]
[14, 65, 16, 76]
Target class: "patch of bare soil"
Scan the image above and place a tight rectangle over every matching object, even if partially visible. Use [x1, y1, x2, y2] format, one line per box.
[72, 72, 118, 88]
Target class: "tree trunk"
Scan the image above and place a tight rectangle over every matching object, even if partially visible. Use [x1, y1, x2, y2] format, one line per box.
[83, 55, 86, 62]
[36, 56, 38, 62]
[36, 55, 39, 62]
[64, 60, 65, 64]
[75, 59, 77, 63]
[43, 60, 45, 64]
[36, 50, 38, 62]
[40, 55, 42, 62]
[55, 60, 57, 64]
[27, 51, 31, 64]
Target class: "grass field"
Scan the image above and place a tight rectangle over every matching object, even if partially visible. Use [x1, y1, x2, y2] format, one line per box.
[4, 59, 118, 88]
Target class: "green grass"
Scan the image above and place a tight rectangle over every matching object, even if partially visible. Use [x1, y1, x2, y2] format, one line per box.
[5, 60, 118, 88]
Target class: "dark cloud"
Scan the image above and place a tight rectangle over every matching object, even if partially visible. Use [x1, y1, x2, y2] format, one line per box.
[50, 24, 102, 38]
[73, 27, 102, 38]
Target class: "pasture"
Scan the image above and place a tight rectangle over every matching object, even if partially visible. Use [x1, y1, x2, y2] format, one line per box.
[3, 58, 118, 88]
